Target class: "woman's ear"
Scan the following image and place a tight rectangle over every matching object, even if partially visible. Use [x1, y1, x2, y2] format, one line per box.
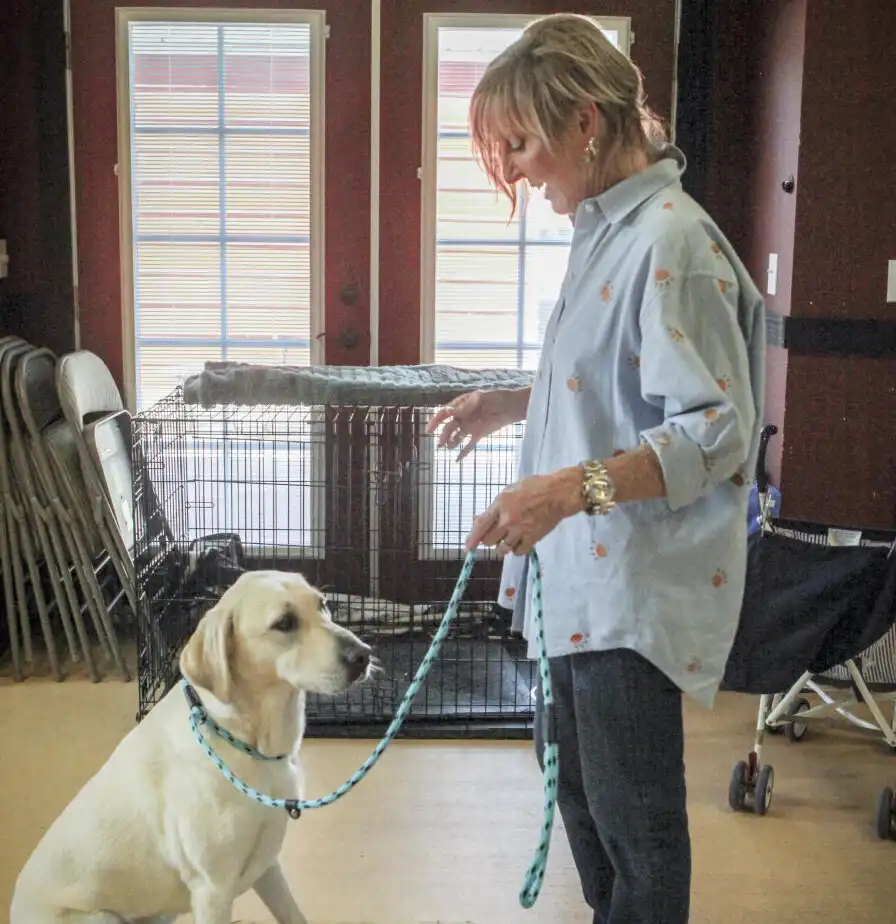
[576, 101, 601, 140]
[180, 603, 235, 704]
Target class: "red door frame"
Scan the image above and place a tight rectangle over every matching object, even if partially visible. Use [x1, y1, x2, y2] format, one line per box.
[69, 0, 372, 395]
[376, 0, 677, 366]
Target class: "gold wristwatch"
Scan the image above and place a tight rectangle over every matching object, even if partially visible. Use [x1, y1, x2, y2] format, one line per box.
[581, 460, 617, 516]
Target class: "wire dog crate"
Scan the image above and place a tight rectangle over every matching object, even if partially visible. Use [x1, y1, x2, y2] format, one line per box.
[133, 365, 536, 737]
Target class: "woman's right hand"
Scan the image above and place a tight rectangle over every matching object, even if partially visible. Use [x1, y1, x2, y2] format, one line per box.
[426, 388, 527, 461]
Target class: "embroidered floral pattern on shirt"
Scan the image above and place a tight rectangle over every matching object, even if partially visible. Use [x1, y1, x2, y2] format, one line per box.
[662, 201, 675, 210]
[730, 469, 747, 487]
[703, 408, 720, 422]
[717, 279, 731, 294]
[566, 376, 582, 392]
[494, 148, 765, 705]
[627, 353, 641, 369]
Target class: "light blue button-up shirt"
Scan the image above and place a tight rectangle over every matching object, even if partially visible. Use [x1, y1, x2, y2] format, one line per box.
[498, 146, 766, 707]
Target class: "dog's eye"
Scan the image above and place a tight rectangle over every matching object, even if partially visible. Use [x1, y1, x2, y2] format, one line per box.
[271, 612, 299, 633]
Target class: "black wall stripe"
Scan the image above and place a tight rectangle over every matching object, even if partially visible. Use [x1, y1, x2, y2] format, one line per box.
[765, 311, 896, 356]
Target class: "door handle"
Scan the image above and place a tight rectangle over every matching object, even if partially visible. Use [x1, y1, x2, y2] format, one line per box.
[316, 327, 363, 350]
[317, 281, 365, 351]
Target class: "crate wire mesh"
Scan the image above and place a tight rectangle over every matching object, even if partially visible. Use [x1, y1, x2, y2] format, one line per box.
[134, 387, 535, 736]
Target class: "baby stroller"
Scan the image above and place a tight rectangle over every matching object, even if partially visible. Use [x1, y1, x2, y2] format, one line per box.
[720, 425, 896, 838]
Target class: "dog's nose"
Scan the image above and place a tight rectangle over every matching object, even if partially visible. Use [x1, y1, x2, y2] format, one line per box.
[341, 643, 371, 681]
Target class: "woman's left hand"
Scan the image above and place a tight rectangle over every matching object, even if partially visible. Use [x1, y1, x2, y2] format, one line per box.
[466, 469, 583, 556]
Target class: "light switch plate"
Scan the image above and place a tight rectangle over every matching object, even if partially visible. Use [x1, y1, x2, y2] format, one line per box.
[887, 260, 896, 303]
[766, 252, 778, 296]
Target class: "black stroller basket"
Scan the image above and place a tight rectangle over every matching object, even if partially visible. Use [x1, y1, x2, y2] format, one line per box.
[722, 423, 896, 694]
[722, 527, 896, 695]
[720, 424, 896, 833]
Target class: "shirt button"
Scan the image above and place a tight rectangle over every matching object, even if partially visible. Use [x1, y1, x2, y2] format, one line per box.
[585, 202, 595, 213]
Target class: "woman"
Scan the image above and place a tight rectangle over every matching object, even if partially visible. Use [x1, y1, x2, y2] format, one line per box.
[428, 14, 765, 924]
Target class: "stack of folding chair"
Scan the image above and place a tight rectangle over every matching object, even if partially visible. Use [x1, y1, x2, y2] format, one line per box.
[0, 337, 134, 682]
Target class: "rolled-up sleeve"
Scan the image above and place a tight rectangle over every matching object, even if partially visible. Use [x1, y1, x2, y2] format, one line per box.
[637, 230, 756, 511]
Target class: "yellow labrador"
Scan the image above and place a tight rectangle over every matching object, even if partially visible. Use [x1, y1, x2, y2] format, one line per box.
[11, 570, 372, 924]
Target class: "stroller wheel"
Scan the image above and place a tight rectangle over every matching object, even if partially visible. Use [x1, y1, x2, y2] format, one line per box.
[875, 787, 895, 840]
[784, 697, 811, 743]
[753, 765, 774, 816]
[728, 760, 749, 812]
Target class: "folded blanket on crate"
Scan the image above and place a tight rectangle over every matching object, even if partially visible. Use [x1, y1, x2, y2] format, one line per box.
[182, 361, 536, 408]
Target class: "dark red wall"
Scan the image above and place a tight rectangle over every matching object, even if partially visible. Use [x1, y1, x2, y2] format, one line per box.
[706, 0, 896, 529]
[0, 0, 75, 354]
[707, 0, 807, 502]
[794, 4, 895, 322]
[783, 3, 896, 527]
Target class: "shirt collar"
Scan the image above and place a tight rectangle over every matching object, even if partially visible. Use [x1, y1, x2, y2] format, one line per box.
[580, 144, 687, 225]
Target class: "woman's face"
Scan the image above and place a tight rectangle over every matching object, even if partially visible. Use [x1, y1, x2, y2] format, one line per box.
[497, 109, 597, 216]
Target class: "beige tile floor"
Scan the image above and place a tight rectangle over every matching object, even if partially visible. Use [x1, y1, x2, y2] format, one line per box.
[2, 660, 896, 924]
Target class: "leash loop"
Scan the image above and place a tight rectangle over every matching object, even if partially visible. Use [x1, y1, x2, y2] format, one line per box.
[184, 548, 557, 909]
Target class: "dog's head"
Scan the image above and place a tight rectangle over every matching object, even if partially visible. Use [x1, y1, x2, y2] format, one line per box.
[179, 570, 371, 705]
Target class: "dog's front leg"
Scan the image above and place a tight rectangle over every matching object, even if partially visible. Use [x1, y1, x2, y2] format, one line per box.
[252, 861, 309, 924]
[190, 888, 234, 924]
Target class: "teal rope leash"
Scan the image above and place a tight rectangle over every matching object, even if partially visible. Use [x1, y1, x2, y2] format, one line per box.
[184, 549, 558, 909]
[518, 550, 558, 908]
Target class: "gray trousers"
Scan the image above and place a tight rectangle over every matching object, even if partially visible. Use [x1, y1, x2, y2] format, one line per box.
[534, 648, 691, 924]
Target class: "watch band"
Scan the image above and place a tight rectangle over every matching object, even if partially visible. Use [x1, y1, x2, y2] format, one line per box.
[581, 459, 617, 516]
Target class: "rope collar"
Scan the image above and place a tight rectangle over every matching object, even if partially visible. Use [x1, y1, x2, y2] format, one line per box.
[182, 680, 290, 761]
[181, 549, 557, 907]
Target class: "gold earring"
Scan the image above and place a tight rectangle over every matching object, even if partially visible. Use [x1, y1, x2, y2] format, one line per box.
[584, 136, 599, 163]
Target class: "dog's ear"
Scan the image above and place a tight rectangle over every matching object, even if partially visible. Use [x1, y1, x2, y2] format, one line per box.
[180, 603, 235, 704]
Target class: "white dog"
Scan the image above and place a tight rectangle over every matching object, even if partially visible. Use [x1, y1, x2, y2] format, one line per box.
[11, 569, 372, 924]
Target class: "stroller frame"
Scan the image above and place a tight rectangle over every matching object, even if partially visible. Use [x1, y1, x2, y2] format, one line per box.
[729, 425, 896, 839]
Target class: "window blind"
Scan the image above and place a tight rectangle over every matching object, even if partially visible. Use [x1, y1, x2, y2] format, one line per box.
[126, 20, 317, 411]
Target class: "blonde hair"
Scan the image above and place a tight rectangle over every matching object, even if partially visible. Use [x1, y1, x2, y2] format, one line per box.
[469, 13, 666, 210]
